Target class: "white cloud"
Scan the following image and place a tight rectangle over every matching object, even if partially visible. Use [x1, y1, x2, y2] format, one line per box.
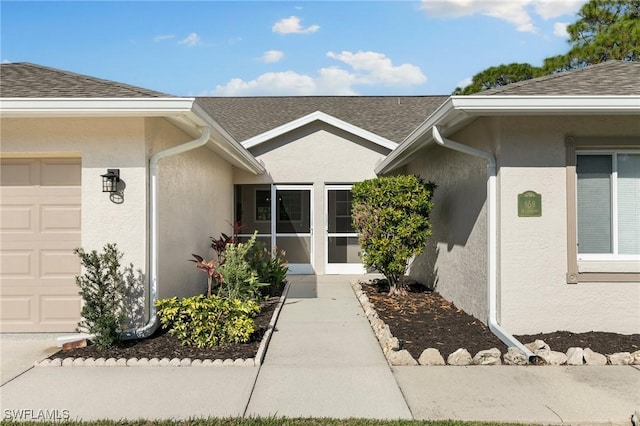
[260, 50, 284, 63]
[420, 0, 585, 33]
[456, 77, 473, 89]
[179, 32, 201, 46]
[212, 50, 426, 96]
[327, 51, 427, 86]
[272, 16, 320, 34]
[553, 21, 569, 37]
[154, 34, 174, 42]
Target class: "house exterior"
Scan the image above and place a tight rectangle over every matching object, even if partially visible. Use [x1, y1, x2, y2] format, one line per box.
[378, 60, 640, 335]
[0, 63, 264, 332]
[1, 61, 638, 337]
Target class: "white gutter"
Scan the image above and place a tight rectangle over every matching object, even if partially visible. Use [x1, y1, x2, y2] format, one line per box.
[431, 126, 535, 362]
[121, 126, 211, 340]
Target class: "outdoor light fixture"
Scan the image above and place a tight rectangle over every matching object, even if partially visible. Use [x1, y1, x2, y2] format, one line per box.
[101, 169, 120, 193]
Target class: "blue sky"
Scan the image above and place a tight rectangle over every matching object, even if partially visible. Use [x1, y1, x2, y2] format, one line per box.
[1, 0, 587, 96]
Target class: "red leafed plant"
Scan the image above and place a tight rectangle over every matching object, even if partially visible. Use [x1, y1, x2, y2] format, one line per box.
[190, 254, 222, 297]
[210, 221, 246, 260]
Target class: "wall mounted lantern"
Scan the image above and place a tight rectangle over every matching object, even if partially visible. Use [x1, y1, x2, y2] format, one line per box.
[101, 169, 120, 193]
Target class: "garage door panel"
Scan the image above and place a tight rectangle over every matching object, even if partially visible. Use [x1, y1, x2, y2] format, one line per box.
[1, 158, 81, 332]
[40, 250, 81, 277]
[0, 295, 34, 322]
[41, 205, 81, 233]
[0, 160, 36, 186]
[40, 295, 81, 323]
[0, 250, 34, 277]
[41, 159, 81, 186]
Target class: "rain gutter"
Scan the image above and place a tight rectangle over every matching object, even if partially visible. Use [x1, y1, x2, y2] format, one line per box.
[431, 126, 535, 362]
[121, 126, 211, 340]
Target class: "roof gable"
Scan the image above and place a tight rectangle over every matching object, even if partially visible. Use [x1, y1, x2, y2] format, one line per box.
[241, 111, 397, 150]
[0, 62, 173, 98]
[195, 96, 447, 144]
[482, 60, 640, 96]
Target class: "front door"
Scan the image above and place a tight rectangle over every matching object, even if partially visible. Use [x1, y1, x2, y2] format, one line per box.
[325, 185, 366, 274]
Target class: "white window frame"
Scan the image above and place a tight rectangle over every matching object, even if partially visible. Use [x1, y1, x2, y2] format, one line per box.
[576, 150, 640, 262]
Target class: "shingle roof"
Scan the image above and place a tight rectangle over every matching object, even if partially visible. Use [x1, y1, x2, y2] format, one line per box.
[481, 60, 640, 96]
[0, 62, 173, 98]
[196, 96, 448, 143]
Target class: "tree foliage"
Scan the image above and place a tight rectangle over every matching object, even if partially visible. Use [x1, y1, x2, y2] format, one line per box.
[453, 63, 543, 95]
[454, 0, 639, 94]
[351, 175, 436, 296]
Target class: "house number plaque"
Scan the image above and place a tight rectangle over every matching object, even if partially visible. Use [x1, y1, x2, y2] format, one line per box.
[518, 191, 541, 217]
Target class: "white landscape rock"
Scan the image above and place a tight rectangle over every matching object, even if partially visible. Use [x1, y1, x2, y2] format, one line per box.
[50, 358, 62, 367]
[566, 347, 584, 365]
[537, 350, 567, 366]
[447, 348, 472, 366]
[473, 348, 502, 365]
[632, 350, 640, 365]
[387, 349, 418, 366]
[418, 348, 445, 366]
[503, 347, 528, 365]
[525, 340, 550, 353]
[607, 352, 633, 365]
[383, 337, 400, 353]
[584, 348, 607, 366]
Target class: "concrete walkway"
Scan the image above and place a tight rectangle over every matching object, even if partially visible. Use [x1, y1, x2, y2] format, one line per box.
[1, 275, 639, 423]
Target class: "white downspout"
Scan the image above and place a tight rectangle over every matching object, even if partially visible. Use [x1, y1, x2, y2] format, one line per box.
[121, 126, 211, 340]
[431, 126, 535, 362]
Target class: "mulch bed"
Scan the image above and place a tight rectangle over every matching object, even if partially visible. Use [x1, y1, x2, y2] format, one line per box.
[51, 296, 280, 361]
[361, 279, 640, 359]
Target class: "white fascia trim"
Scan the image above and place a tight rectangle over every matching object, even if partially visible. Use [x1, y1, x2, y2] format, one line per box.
[241, 111, 397, 150]
[0, 97, 196, 117]
[450, 95, 640, 114]
[376, 95, 640, 175]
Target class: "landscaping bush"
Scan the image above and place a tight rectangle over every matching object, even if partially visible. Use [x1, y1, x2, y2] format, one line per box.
[246, 241, 289, 297]
[217, 233, 268, 301]
[75, 244, 131, 349]
[351, 175, 436, 296]
[155, 295, 260, 348]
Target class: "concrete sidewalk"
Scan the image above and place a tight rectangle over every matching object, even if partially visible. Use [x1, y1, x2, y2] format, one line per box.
[1, 275, 639, 424]
[245, 275, 411, 419]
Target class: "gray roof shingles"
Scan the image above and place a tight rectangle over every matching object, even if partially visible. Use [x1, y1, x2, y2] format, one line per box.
[196, 96, 448, 143]
[0, 62, 173, 98]
[481, 60, 640, 96]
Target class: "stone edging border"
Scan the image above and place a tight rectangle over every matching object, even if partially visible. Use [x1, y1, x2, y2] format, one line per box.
[35, 281, 291, 368]
[351, 280, 640, 366]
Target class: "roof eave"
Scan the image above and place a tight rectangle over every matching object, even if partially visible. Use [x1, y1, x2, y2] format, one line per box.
[376, 95, 640, 175]
[0, 97, 196, 117]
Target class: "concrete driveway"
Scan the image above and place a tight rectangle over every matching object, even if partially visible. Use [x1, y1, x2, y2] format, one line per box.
[1, 333, 63, 385]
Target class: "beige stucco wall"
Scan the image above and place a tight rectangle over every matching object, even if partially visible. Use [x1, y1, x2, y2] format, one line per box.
[405, 118, 498, 323]
[498, 115, 640, 335]
[1, 117, 147, 273]
[145, 118, 234, 299]
[233, 121, 390, 274]
[406, 115, 639, 335]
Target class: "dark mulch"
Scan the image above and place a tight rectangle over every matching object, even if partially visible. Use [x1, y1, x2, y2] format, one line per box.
[52, 296, 281, 361]
[361, 279, 640, 359]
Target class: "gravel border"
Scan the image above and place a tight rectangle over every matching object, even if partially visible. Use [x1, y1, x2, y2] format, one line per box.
[351, 280, 640, 367]
[35, 281, 291, 368]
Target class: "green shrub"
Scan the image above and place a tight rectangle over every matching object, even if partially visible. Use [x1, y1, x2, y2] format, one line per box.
[155, 295, 260, 348]
[217, 233, 267, 301]
[75, 244, 131, 349]
[246, 241, 289, 297]
[351, 175, 436, 296]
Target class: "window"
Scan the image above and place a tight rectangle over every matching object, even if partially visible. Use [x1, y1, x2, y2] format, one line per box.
[577, 152, 640, 259]
[255, 189, 271, 221]
[565, 136, 640, 284]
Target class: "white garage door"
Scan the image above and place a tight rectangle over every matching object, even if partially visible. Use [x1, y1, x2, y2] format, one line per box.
[0, 158, 82, 332]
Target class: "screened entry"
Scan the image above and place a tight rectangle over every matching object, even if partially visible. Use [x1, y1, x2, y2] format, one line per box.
[235, 184, 313, 274]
